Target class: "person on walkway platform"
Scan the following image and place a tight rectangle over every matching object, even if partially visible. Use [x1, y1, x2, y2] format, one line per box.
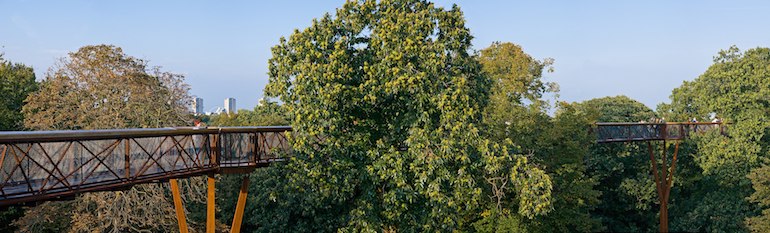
[692, 118, 699, 133]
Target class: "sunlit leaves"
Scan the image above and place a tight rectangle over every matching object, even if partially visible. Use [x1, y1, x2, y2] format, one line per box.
[659, 46, 770, 232]
[261, 0, 550, 231]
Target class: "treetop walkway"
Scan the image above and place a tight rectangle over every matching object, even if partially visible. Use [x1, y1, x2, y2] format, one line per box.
[0, 126, 291, 206]
[0, 122, 726, 232]
[0, 126, 292, 233]
[593, 121, 726, 232]
[594, 122, 726, 143]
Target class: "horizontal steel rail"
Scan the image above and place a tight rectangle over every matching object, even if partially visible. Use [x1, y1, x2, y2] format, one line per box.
[594, 122, 725, 143]
[0, 126, 291, 206]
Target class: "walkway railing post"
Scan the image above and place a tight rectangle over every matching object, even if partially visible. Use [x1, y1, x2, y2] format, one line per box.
[124, 139, 130, 180]
[211, 133, 221, 166]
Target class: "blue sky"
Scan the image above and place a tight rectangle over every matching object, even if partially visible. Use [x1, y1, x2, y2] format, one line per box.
[1, 1, 769, 111]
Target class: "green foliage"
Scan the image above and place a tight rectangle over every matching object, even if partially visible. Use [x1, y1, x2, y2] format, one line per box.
[260, 1, 551, 231]
[0, 54, 38, 232]
[478, 42, 554, 146]
[209, 99, 288, 127]
[0, 54, 38, 130]
[659, 46, 770, 185]
[477, 41, 600, 232]
[579, 95, 657, 123]
[672, 178, 753, 232]
[209, 101, 289, 229]
[527, 103, 602, 232]
[0, 205, 24, 233]
[578, 96, 659, 232]
[478, 42, 556, 109]
[747, 165, 770, 232]
[472, 209, 529, 233]
[657, 46, 770, 232]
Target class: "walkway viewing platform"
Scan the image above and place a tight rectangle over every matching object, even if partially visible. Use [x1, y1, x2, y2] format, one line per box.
[0, 126, 291, 206]
[594, 122, 726, 143]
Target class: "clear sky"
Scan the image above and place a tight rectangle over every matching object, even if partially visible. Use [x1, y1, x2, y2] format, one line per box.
[2, 0, 769, 111]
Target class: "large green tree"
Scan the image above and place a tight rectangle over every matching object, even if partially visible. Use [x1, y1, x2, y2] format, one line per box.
[658, 46, 770, 232]
[578, 96, 660, 232]
[23, 45, 191, 130]
[0, 53, 38, 233]
[747, 165, 770, 232]
[0, 53, 38, 130]
[16, 45, 203, 233]
[259, 1, 551, 231]
[475, 42, 601, 232]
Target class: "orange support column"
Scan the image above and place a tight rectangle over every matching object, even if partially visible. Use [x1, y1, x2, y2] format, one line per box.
[169, 179, 189, 233]
[647, 140, 681, 233]
[230, 176, 250, 233]
[207, 174, 216, 233]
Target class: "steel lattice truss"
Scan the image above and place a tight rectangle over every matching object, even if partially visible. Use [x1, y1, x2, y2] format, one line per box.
[594, 122, 725, 143]
[0, 126, 291, 205]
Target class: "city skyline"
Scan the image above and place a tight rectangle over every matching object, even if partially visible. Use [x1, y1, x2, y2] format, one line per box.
[2, 1, 770, 110]
[191, 96, 241, 115]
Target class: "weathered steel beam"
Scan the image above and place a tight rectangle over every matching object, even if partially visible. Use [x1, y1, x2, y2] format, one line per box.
[230, 176, 250, 233]
[170, 179, 189, 233]
[206, 174, 216, 233]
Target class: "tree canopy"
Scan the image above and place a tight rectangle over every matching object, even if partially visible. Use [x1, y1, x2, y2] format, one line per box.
[475, 42, 601, 232]
[0, 53, 39, 232]
[16, 44, 203, 233]
[0, 54, 38, 130]
[578, 96, 659, 232]
[261, 1, 551, 231]
[658, 46, 770, 232]
[4, 3, 770, 233]
[23, 45, 191, 130]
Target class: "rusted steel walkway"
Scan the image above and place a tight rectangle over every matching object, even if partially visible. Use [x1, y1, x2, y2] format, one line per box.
[595, 122, 726, 143]
[593, 122, 725, 233]
[0, 126, 291, 206]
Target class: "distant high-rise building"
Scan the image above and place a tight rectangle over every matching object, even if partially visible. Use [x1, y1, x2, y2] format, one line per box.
[192, 97, 204, 114]
[224, 98, 236, 114]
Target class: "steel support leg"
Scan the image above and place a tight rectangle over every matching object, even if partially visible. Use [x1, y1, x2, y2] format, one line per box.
[647, 140, 680, 233]
[207, 174, 216, 233]
[230, 176, 250, 233]
[170, 179, 189, 233]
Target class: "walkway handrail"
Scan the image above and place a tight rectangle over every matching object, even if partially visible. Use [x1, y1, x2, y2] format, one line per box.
[594, 122, 725, 143]
[0, 126, 292, 143]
